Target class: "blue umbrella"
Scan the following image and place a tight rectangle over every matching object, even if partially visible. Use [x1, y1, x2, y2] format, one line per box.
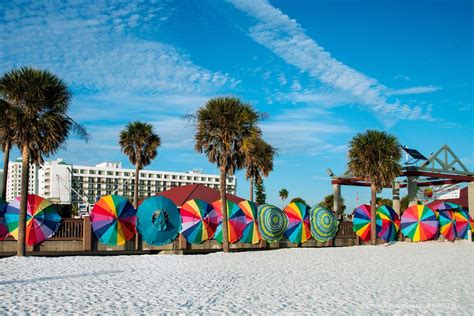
[137, 196, 181, 246]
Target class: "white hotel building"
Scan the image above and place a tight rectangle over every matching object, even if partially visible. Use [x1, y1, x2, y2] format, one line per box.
[5, 159, 236, 205]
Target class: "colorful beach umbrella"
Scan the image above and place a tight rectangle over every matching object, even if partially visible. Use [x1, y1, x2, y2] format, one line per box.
[375, 205, 400, 242]
[309, 206, 338, 242]
[90, 195, 136, 246]
[4, 194, 61, 245]
[429, 201, 460, 212]
[238, 200, 261, 244]
[401, 204, 438, 242]
[438, 210, 455, 241]
[352, 204, 372, 242]
[212, 200, 247, 244]
[180, 199, 219, 244]
[454, 208, 471, 239]
[137, 196, 181, 246]
[257, 204, 288, 243]
[284, 202, 311, 243]
[0, 199, 8, 240]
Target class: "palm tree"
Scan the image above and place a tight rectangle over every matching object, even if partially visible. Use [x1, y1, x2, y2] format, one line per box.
[189, 96, 261, 252]
[119, 121, 161, 208]
[0, 67, 88, 256]
[279, 188, 288, 208]
[242, 136, 276, 201]
[318, 194, 346, 213]
[0, 99, 15, 200]
[348, 130, 401, 245]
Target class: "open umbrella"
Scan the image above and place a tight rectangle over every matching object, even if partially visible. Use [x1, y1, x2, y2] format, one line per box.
[438, 210, 455, 241]
[0, 199, 8, 240]
[401, 204, 438, 242]
[180, 199, 219, 244]
[284, 202, 311, 243]
[90, 195, 136, 246]
[212, 200, 247, 244]
[257, 204, 288, 243]
[429, 201, 459, 212]
[137, 196, 181, 246]
[238, 200, 260, 244]
[352, 204, 372, 242]
[376, 205, 400, 242]
[454, 208, 471, 239]
[4, 194, 61, 245]
[309, 206, 338, 242]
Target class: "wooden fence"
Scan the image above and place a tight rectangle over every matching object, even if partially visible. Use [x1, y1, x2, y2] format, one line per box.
[336, 221, 355, 238]
[50, 218, 84, 241]
[1, 218, 357, 255]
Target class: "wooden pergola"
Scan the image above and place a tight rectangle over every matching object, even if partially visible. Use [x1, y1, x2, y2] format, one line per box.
[330, 145, 474, 239]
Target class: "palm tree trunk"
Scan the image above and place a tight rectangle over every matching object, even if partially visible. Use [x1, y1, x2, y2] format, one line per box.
[2, 141, 10, 200]
[17, 145, 29, 256]
[370, 183, 377, 245]
[249, 177, 254, 202]
[134, 164, 140, 250]
[220, 166, 229, 253]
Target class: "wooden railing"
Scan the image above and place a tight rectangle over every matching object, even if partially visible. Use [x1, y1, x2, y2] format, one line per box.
[50, 219, 83, 241]
[336, 221, 355, 238]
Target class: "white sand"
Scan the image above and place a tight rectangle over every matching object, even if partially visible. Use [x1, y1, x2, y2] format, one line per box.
[1, 242, 473, 314]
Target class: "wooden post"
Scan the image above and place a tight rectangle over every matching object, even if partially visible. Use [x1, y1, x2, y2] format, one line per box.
[407, 176, 418, 206]
[83, 215, 92, 251]
[177, 233, 187, 252]
[134, 234, 140, 251]
[392, 181, 400, 216]
[468, 182, 474, 242]
[333, 184, 341, 213]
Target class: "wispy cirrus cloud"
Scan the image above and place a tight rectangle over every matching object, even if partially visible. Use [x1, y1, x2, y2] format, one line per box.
[387, 85, 440, 96]
[1, 1, 236, 97]
[229, 0, 434, 125]
[1, 1, 238, 163]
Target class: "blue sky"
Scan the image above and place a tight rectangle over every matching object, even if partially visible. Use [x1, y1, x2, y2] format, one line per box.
[1, 0, 473, 210]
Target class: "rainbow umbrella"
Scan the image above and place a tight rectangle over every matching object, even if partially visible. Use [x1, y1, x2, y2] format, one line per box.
[238, 200, 260, 244]
[0, 199, 8, 240]
[284, 202, 311, 243]
[352, 204, 372, 242]
[180, 199, 219, 244]
[438, 210, 455, 241]
[137, 196, 181, 246]
[376, 205, 400, 242]
[257, 204, 288, 243]
[309, 206, 338, 242]
[454, 208, 471, 239]
[212, 200, 247, 244]
[90, 195, 136, 246]
[4, 194, 61, 245]
[401, 204, 438, 242]
[429, 201, 459, 212]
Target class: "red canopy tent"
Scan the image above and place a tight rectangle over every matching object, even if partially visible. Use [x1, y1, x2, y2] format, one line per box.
[156, 184, 245, 207]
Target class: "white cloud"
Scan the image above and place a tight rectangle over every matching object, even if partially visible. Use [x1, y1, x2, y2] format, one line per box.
[261, 108, 351, 155]
[1, 1, 236, 96]
[387, 86, 440, 96]
[1, 0, 237, 165]
[291, 79, 302, 92]
[229, 0, 434, 124]
[281, 89, 356, 107]
[277, 73, 287, 85]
